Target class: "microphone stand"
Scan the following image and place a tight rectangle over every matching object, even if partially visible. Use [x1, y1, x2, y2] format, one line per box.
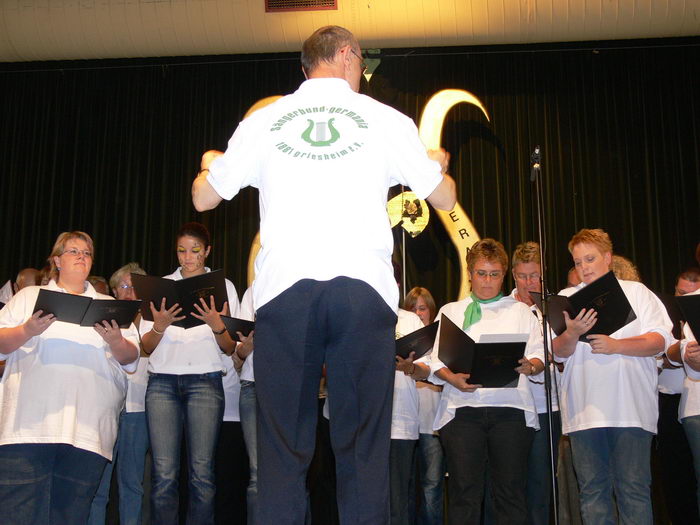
[531, 146, 560, 525]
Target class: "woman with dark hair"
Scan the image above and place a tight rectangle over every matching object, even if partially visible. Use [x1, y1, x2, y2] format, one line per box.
[141, 222, 240, 525]
[0, 231, 139, 524]
[403, 287, 445, 525]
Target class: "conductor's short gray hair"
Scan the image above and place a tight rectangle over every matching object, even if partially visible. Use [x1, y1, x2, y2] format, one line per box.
[301, 26, 357, 75]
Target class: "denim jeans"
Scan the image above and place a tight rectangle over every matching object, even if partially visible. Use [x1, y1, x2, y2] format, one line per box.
[146, 372, 224, 525]
[526, 411, 561, 525]
[239, 380, 258, 525]
[117, 411, 150, 525]
[683, 414, 700, 515]
[390, 439, 417, 525]
[569, 427, 653, 525]
[87, 439, 117, 525]
[416, 433, 445, 525]
[0, 443, 107, 525]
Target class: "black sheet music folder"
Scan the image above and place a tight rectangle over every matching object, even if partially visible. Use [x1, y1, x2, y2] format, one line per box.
[220, 315, 255, 342]
[677, 294, 700, 341]
[530, 271, 636, 341]
[131, 270, 227, 329]
[33, 289, 141, 328]
[437, 314, 525, 388]
[395, 321, 439, 359]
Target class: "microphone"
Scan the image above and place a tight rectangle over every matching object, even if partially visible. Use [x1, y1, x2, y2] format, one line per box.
[530, 146, 541, 181]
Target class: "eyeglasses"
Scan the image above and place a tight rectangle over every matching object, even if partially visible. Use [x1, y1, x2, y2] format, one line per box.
[118, 284, 134, 290]
[473, 270, 503, 279]
[63, 248, 93, 258]
[350, 48, 367, 74]
[515, 272, 541, 282]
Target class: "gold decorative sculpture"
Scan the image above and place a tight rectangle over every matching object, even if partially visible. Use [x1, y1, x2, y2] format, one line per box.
[417, 89, 490, 299]
[387, 191, 430, 238]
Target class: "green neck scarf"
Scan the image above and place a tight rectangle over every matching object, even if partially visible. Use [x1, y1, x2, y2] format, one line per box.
[463, 292, 503, 330]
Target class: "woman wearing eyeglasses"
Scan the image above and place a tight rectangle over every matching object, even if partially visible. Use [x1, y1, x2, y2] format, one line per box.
[0, 231, 139, 525]
[428, 238, 544, 525]
[88, 262, 151, 525]
[140, 222, 240, 525]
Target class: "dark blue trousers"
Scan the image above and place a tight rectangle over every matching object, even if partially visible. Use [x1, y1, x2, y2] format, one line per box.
[0, 443, 108, 525]
[254, 277, 397, 525]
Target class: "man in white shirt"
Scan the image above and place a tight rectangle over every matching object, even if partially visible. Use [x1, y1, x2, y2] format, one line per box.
[191, 25, 456, 525]
[510, 241, 562, 525]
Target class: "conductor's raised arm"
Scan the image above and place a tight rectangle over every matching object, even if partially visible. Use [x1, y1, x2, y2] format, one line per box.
[425, 148, 456, 211]
[192, 150, 224, 211]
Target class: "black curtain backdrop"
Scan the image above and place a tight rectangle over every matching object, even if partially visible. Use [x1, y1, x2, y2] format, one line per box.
[1, 38, 698, 309]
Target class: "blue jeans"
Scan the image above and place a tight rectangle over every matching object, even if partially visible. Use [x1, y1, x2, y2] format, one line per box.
[390, 439, 417, 525]
[683, 415, 700, 514]
[0, 443, 107, 525]
[87, 440, 118, 525]
[239, 380, 258, 525]
[569, 427, 653, 525]
[416, 433, 445, 525]
[526, 411, 561, 525]
[117, 411, 150, 525]
[146, 372, 224, 525]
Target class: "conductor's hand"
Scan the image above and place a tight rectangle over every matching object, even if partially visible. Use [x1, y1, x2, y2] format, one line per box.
[447, 372, 481, 392]
[23, 310, 56, 337]
[427, 148, 450, 174]
[201, 150, 224, 171]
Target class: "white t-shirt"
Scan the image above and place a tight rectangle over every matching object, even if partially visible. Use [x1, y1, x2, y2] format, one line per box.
[680, 288, 700, 420]
[416, 382, 442, 435]
[238, 285, 255, 382]
[207, 78, 444, 312]
[124, 357, 149, 413]
[554, 279, 674, 434]
[658, 367, 685, 395]
[391, 309, 425, 440]
[143, 268, 240, 375]
[509, 288, 560, 414]
[0, 280, 139, 459]
[429, 295, 544, 431]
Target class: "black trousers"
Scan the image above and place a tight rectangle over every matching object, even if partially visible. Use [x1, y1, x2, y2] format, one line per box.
[440, 406, 534, 525]
[656, 392, 700, 525]
[214, 421, 249, 525]
[254, 277, 397, 525]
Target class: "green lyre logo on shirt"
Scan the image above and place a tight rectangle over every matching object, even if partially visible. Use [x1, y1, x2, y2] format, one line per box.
[301, 118, 340, 147]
